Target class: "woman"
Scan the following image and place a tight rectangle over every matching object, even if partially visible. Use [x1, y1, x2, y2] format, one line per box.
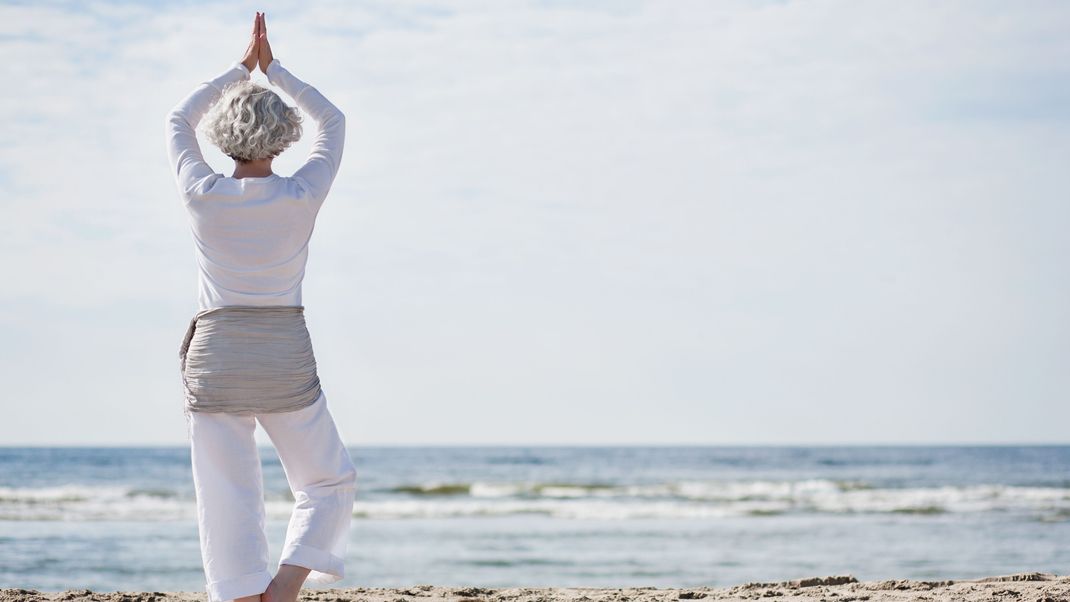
[164, 12, 357, 602]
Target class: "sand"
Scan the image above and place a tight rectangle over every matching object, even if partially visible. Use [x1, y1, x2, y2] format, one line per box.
[2, 573, 1068, 602]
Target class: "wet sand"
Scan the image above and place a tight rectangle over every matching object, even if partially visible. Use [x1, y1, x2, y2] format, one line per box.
[3, 573, 1068, 602]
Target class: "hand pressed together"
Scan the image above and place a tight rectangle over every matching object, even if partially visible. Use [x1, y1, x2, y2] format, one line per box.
[240, 11, 275, 74]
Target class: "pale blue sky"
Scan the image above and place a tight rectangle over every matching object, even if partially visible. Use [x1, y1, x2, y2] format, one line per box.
[0, 1, 1068, 445]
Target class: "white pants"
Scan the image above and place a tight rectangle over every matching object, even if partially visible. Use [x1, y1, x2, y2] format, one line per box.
[188, 390, 358, 602]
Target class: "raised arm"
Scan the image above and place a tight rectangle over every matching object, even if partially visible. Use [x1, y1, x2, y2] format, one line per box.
[163, 62, 251, 198]
[265, 58, 346, 208]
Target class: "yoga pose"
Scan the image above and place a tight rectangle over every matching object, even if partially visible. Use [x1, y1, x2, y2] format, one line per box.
[164, 12, 357, 602]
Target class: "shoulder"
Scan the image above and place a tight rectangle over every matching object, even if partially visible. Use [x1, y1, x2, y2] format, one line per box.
[291, 174, 331, 203]
[180, 173, 225, 199]
[187, 175, 315, 206]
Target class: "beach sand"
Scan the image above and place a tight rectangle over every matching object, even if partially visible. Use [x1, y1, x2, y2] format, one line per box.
[2, 573, 1068, 602]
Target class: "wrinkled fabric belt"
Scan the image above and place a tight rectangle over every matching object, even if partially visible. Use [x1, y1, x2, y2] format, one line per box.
[178, 305, 321, 415]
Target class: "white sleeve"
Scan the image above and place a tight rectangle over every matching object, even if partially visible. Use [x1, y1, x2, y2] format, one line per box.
[164, 61, 251, 199]
[266, 58, 346, 209]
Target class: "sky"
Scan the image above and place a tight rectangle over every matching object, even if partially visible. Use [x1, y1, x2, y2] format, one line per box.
[0, 0, 1067, 446]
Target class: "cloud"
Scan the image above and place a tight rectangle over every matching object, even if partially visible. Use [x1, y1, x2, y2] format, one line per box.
[0, 0, 1068, 444]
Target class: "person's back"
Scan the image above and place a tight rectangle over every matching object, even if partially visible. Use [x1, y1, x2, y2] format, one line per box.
[166, 53, 345, 311]
[184, 172, 321, 310]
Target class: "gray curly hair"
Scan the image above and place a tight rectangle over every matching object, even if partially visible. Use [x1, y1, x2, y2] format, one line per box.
[201, 80, 303, 163]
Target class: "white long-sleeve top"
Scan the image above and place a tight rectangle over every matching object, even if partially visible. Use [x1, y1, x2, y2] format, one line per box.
[164, 58, 345, 311]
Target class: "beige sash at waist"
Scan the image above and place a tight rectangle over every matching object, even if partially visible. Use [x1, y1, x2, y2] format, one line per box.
[178, 305, 321, 414]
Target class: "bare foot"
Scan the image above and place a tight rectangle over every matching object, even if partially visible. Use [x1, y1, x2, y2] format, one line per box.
[234, 595, 261, 602]
[262, 563, 312, 602]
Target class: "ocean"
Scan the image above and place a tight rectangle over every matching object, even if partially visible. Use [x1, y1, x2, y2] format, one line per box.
[1, 445, 1068, 593]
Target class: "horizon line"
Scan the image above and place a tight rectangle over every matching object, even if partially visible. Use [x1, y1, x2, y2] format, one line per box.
[2, 441, 1069, 448]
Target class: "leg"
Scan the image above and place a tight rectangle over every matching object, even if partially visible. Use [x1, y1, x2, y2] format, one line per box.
[257, 390, 357, 588]
[189, 409, 273, 602]
[262, 564, 312, 602]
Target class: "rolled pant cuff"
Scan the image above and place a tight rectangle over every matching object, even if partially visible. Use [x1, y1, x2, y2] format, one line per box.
[279, 542, 345, 584]
[206, 569, 273, 602]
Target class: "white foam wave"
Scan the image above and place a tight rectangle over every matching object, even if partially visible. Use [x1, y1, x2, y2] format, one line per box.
[409, 478, 877, 500]
[1, 481, 1068, 521]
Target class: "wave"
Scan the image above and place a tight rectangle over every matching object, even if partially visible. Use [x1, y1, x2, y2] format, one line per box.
[390, 478, 878, 499]
[0, 485, 293, 522]
[2, 480, 1068, 522]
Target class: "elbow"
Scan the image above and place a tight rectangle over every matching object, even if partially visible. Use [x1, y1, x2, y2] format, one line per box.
[324, 105, 345, 126]
[316, 110, 345, 137]
[165, 106, 193, 127]
[164, 110, 184, 132]
[163, 112, 175, 137]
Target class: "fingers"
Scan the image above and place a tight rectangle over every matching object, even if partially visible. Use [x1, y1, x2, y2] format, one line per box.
[259, 13, 271, 52]
[255, 12, 273, 73]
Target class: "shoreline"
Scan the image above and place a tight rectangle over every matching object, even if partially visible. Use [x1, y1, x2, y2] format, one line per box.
[3, 573, 1067, 602]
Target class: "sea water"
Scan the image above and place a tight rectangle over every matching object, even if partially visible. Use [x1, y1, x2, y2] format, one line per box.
[1, 445, 1068, 592]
